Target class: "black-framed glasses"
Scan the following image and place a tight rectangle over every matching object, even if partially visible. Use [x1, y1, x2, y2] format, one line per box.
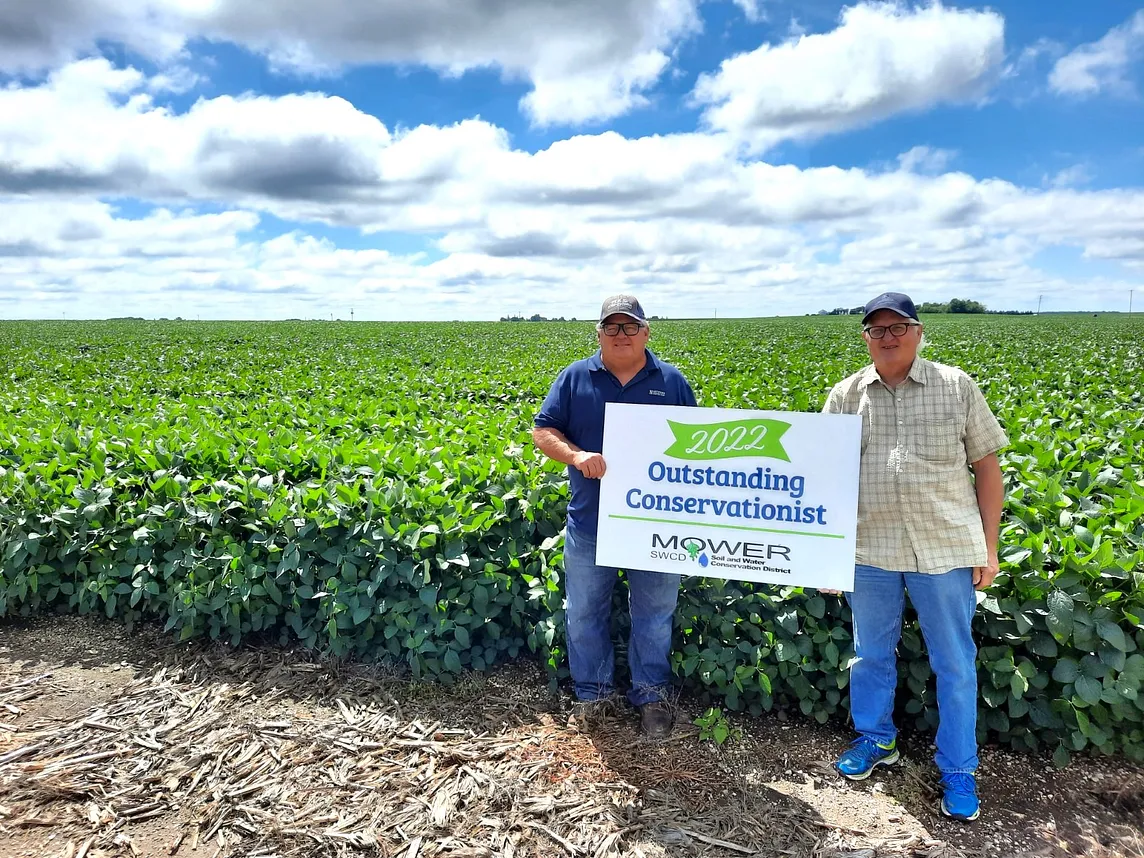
[864, 321, 920, 339]
[598, 321, 645, 336]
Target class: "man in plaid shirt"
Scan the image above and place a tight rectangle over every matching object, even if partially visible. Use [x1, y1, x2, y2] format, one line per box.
[822, 291, 1008, 822]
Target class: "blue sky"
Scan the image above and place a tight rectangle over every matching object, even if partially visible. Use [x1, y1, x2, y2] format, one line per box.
[0, 1, 1142, 319]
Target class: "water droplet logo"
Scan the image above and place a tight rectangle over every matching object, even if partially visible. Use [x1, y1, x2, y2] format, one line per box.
[699, 553, 709, 568]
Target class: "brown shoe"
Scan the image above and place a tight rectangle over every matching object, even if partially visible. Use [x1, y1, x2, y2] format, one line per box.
[638, 700, 673, 738]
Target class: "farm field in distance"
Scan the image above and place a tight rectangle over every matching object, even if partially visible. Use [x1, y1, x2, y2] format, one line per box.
[1, 314, 1143, 856]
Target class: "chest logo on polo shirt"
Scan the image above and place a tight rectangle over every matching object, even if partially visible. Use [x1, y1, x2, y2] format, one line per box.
[648, 389, 666, 396]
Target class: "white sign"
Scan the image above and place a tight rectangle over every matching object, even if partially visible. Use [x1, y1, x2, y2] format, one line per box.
[596, 403, 861, 590]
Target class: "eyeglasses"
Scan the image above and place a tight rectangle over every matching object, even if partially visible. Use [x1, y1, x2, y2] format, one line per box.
[863, 321, 921, 339]
[598, 321, 645, 336]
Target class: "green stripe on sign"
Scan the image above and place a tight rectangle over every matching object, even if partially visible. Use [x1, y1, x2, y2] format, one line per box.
[609, 513, 847, 540]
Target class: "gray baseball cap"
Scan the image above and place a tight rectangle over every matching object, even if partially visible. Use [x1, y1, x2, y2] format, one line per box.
[598, 294, 647, 324]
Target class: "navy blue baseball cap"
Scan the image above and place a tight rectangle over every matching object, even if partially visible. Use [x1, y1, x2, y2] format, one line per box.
[862, 292, 919, 324]
[599, 294, 647, 324]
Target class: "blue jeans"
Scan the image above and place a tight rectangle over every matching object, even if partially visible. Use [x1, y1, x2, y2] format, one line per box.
[563, 526, 680, 706]
[846, 564, 979, 774]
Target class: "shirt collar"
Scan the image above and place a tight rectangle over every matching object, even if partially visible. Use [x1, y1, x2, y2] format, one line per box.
[857, 356, 930, 389]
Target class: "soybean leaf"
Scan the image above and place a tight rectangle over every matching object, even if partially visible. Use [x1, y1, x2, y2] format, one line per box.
[1075, 676, 1103, 706]
[1096, 620, 1128, 652]
[1046, 590, 1075, 642]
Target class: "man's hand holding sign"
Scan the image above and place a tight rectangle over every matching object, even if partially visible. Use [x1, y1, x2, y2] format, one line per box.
[571, 451, 607, 479]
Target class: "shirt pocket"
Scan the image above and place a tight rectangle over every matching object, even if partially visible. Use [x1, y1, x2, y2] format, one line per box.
[914, 410, 964, 466]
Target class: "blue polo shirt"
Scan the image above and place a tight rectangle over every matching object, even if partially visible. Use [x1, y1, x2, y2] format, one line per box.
[535, 349, 697, 537]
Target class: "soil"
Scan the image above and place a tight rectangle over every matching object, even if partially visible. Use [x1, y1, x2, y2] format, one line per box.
[0, 613, 1141, 858]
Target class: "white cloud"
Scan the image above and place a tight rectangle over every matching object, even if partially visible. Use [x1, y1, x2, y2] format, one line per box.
[1008, 38, 1064, 77]
[521, 49, 673, 127]
[0, 200, 259, 257]
[692, 2, 1005, 147]
[4, 58, 1144, 320]
[1045, 164, 1094, 189]
[147, 65, 204, 94]
[732, 0, 765, 24]
[897, 146, 957, 174]
[1049, 10, 1144, 97]
[4, 183, 1142, 319]
[0, 0, 188, 73]
[0, 0, 701, 125]
[0, 200, 426, 316]
[0, 59, 506, 222]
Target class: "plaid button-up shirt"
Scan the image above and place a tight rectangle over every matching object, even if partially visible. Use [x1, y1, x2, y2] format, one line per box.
[823, 357, 1009, 574]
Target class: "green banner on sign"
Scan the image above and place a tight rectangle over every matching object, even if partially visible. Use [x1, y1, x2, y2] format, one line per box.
[664, 418, 791, 461]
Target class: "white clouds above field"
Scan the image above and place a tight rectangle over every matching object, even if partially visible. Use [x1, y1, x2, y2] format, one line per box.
[0, 2, 1142, 319]
[1049, 10, 1144, 98]
[3, 143, 1142, 320]
[0, 0, 700, 125]
[692, 3, 1005, 146]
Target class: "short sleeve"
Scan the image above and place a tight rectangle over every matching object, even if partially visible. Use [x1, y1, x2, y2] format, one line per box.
[962, 376, 1008, 463]
[822, 383, 843, 415]
[678, 374, 698, 408]
[534, 368, 571, 432]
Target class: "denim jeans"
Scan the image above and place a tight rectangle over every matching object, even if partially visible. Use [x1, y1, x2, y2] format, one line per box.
[846, 563, 979, 774]
[563, 526, 680, 706]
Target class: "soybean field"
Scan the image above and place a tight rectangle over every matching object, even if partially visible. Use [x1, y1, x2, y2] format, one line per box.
[1, 314, 1142, 765]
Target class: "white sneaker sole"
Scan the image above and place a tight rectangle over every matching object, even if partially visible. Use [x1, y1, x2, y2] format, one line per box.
[941, 800, 980, 822]
[837, 748, 900, 781]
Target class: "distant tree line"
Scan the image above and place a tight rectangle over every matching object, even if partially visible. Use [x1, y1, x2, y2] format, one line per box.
[500, 314, 667, 322]
[819, 299, 1032, 316]
[919, 298, 986, 313]
[919, 299, 1034, 315]
[500, 314, 576, 322]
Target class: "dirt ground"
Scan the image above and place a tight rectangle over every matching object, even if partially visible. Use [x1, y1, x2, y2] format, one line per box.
[1, 614, 1141, 858]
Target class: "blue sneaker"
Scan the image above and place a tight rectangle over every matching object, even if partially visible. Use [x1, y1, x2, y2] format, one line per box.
[940, 772, 981, 821]
[835, 736, 899, 780]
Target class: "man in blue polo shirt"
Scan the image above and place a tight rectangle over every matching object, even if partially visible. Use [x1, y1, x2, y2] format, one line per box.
[532, 294, 698, 738]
